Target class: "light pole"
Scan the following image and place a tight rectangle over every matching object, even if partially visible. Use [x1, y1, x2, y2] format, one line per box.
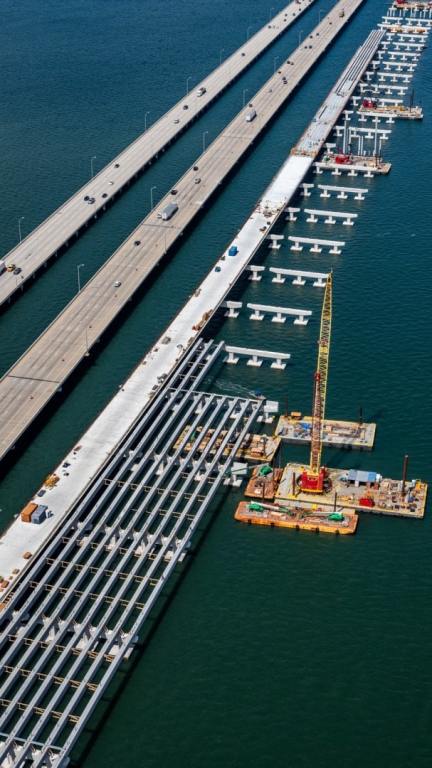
[18, 216, 24, 243]
[144, 111, 150, 131]
[219, 48, 225, 66]
[77, 263, 85, 294]
[186, 76, 192, 95]
[246, 25, 253, 40]
[150, 186, 157, 210]
[85, 327, 90, 357]
[273, 55, 279, 74]
[242, 88, 249, 108]
[90, 155, 97, 179]
[298, 29, 303, 46]
[202, 130, 209, 153]
[319, 9, 325, 22]
[269, 7, 274, 22]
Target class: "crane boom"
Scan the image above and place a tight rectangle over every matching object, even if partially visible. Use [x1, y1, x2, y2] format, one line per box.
[300, 272, 332, 492]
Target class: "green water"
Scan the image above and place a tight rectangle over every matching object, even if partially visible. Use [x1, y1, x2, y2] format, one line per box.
[1, 0, 431, 765]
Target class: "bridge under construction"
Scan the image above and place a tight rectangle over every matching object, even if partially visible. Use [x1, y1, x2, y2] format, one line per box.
[0, 2, 429, 766]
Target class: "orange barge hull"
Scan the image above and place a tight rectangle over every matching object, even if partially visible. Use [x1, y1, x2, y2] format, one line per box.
[234, 502, 358, 535]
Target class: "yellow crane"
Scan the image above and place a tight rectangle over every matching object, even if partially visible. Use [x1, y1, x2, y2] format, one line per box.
[300, 271, 332, 493]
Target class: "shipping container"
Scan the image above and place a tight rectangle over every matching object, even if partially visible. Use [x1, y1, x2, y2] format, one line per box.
[20, 502, 38, 523]
[32, 505, 48, 524]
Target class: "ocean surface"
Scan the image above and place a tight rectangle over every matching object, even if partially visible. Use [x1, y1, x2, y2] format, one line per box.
[1, 0, 432, 765]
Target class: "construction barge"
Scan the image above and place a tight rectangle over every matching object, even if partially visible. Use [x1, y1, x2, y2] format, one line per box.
[235, 500, 358, 534]
[275, 414, 376, 450]
[275, 463, 427, 518]
[240, 273, 427, 534]
[358, 103, 423, 119]
[315, 152, 392, 175]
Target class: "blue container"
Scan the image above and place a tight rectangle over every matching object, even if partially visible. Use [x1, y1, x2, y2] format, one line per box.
[32, 505, 47, 524]
[228, 246, 238, 257]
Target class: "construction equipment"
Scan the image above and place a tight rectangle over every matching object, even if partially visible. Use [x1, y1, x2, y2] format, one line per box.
[300, 272, 332, 493]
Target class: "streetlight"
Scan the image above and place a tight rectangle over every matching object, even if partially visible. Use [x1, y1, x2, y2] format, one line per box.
[319, 9, 325, 22]
[202, 130, 209, 153]
[77, 263, 85, 293]
[269, 7, 274, 22]
[90, 155, 97, 179]
[273, 55, 279, 74]
[246, 25, 253, 40]
[298, 29, 303, 46]
[150, 186, 157, 210]
[242, 88, 249, 108]
[186, 76, 192, 95]
[219, 48, 225, 66]
[84, 327, 90, 357]
[144, 111, 150, 131]
[18, 216, 24, 243]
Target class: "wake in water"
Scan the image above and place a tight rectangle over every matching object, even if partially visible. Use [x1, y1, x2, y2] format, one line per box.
[213, 378, 261, 399]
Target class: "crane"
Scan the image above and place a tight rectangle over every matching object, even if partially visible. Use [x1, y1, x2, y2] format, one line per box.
[300, 272, 332, 493]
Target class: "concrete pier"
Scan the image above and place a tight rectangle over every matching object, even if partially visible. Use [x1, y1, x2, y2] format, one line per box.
[317, 184, 368, 200]
[224, 345, 291, 369]
[288, 235, 345, 254]
[269, 267, 328, 287]
[304, 208, 358, 225]
[247, 302, 312, 325]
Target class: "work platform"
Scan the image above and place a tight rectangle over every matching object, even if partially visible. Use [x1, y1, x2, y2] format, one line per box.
[235, 500, 358, 534]
[314, 155, 392, 175]
[0, 0, 371, 468]
[275, 414, 376, 449]
[358, 104, 422, 119]
[245, 466, 284, 500]
[0, 0, 316, 309]
[275, 463, 428, 518]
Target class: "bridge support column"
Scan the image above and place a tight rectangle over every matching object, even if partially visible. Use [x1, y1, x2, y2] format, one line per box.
[271, 271, 285, 284]
[271, 312, 286, 324]
[247, 354, 263, 367]
[226, 351, 239, 364]
[271, 358, 286, 370]
[294, 314, 308, 326]
[291, 241, 303, 252]
[250, 309, 265, 321]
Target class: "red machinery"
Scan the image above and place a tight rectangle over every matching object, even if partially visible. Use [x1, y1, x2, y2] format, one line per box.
[335, 154, 352, 165]
[362, 98, 377, 109]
